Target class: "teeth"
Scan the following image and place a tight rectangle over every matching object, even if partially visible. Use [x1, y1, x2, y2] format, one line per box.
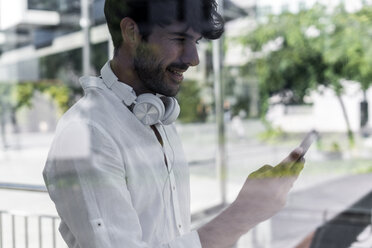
[168, 69, 183, 76]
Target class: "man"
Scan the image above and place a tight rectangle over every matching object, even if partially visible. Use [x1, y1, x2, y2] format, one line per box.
[43, 0, 305, 247]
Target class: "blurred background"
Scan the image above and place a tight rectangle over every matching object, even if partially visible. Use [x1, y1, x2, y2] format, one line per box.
[1, 0, 372, 247]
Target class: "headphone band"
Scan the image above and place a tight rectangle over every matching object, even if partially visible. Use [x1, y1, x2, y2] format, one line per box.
[100, 61, 137, 106]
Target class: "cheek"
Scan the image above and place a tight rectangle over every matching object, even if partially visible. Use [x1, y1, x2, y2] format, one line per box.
[159, 44, 182, 63]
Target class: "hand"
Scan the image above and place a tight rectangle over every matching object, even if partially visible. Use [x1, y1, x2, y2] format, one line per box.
[198, 147, 305, 248]
[231, 147, 305, 227]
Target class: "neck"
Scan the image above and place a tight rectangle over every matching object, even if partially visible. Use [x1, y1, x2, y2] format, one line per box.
[110, 54, 152, 96]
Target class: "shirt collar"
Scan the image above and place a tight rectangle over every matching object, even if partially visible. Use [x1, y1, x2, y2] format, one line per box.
[100, 61, 137, 106]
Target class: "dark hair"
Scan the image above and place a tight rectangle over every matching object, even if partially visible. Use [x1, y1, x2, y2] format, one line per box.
[104, 0, 224, 50]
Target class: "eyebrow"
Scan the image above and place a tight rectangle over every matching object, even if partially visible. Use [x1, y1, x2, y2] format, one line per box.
[169, 32, 203, 42]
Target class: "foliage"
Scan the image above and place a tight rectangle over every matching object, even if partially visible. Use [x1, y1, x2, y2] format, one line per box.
[177, 80, 208, 123]
[240, 5, 330, 115]
[0, 81, 71, 116]
[239, 4, 372, 145]
[330, 141, 341, 152]
[232, 95, 250, 117]
[353, 164, 372, 174]
[0, 41, 108, 146]
[13, 83, 35, 110]
[38, 41, 108, 105]
[325, 6, 372, 91]
[91, 42, 110, 74]
[40, 48, 82, 81]
[34, 82, 72, 113]
[223, 68, 253, 117]
[241, 4, 372, 111]
[258, 126, 284, 142]
[0, 84, 14, 113]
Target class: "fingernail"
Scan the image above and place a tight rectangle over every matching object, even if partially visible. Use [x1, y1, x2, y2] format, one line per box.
[296, 147, 304, 154]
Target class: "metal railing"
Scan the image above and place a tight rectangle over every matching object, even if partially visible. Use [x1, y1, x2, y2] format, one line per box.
[0, 183, 66, 248]
[0, 210, 64, 248]
[0, 183, 47, 193]
[3, 184, 370, 248]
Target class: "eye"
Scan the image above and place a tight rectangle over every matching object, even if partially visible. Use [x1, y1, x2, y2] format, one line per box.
[173, 38, 186, 43]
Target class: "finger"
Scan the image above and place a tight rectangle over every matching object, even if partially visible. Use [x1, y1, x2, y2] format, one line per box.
[275, 159, 305, 191]
[248, 164, 273, 179]
[279, 166, 303, 191]
[293, 158, 305, 175]
[273, 157, 305, 178]
[298, 157, 305, 164]
[248, 165, 272, 179]
[277, 147, 304, 169]
[259, 164, 274, 173]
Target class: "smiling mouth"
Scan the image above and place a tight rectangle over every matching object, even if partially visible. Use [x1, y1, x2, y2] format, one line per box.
[166, 68, 185, 82]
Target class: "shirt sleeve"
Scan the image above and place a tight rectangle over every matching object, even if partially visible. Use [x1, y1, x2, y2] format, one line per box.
[43, 120, 202, 248]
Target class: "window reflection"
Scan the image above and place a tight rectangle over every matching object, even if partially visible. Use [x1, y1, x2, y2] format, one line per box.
[0, 0, 371, 248]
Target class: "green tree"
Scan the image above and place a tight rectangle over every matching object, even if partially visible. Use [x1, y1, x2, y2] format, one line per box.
[240, 4, 372, 144]
[0, 81, 72, 148]
[325, 6, 372, 132]
[239, 5, 328, 130]
[177, 80, 207, 123]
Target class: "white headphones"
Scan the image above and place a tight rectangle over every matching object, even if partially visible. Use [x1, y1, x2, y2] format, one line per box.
[100, 61, 180, 126]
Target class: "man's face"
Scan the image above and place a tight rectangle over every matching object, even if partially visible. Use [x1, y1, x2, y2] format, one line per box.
[133, 22, 201, 97]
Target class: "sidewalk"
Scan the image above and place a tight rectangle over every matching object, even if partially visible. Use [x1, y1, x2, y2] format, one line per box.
[273, 173, 372, 248]
[0, 124, 371, 248]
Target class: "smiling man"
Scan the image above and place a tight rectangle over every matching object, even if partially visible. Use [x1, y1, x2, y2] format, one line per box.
[43, 0, 305, 247]
[111, 22, 201, 97]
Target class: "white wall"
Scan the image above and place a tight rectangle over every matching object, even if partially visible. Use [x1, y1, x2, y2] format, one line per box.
[267, 81, 372, 133]
[311, 83, 362, 132]
[0, 0, 59, 31]
[0, 0, 26, 30]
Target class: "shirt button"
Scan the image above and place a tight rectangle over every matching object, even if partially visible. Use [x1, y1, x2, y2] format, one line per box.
[178, 224, 182, 228]
[172, 186, 176, 191]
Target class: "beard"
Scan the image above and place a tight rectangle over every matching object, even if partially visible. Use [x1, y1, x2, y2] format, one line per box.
[133, 43, 183, 97]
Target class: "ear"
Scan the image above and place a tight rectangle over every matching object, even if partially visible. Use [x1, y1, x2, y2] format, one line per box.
[119, 17, 141, 48]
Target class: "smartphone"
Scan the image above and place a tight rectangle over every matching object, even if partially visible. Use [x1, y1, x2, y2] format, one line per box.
[299, 131, 317, 156]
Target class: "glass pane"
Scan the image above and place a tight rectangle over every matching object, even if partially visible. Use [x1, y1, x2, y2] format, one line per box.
[1, 1, 372, 248]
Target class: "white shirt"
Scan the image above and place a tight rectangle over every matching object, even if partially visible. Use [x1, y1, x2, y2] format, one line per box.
[43, 62, 202, 248]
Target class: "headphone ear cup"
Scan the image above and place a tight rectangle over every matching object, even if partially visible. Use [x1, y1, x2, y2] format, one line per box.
[133, 93, 165, 125]
[161, 97, 180, 125]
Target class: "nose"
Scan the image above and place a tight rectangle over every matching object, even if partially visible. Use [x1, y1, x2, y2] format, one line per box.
[181, 42, 200, 67]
